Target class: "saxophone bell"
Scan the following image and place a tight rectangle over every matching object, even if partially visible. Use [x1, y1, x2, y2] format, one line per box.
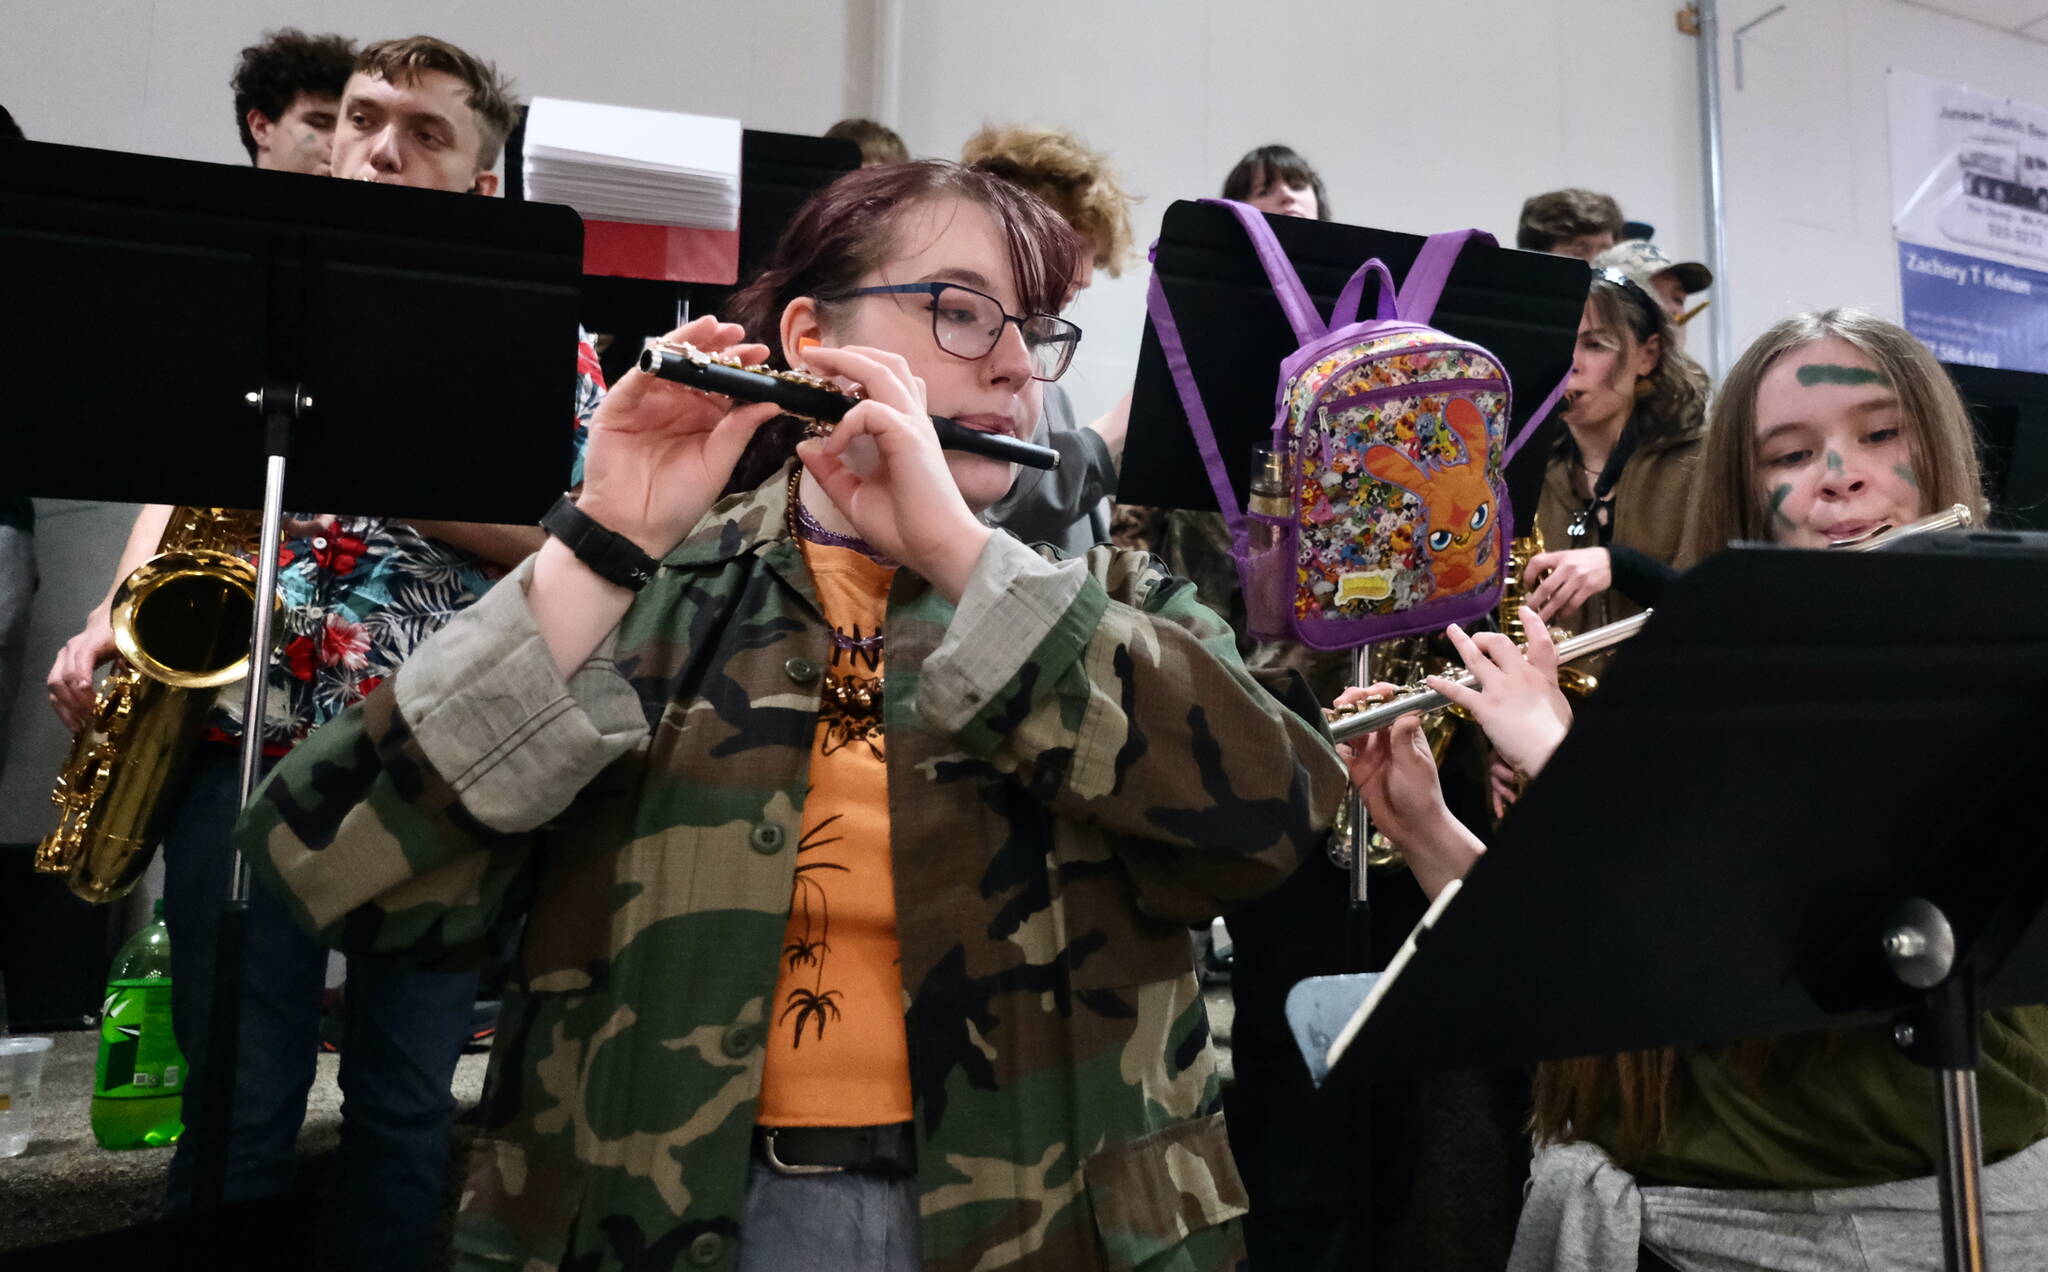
[34, 507, 276, 904]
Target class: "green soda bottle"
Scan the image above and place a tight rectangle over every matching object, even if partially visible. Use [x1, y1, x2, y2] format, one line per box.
[91, 899, 186, 1149]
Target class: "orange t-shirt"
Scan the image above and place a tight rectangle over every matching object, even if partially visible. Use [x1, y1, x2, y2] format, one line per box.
[756, 538, 914, 1127]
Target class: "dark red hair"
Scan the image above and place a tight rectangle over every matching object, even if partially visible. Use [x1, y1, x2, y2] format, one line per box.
[729, 159, 1083, 363]
[722, 160, 1084, 493]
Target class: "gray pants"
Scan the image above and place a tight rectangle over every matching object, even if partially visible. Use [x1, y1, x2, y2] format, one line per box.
[1509, 1136, 2048, 1271]
[736, 1158, 922, 1272]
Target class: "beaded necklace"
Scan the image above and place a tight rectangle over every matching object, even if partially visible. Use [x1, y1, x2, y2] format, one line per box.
[787, 465, 888, 752]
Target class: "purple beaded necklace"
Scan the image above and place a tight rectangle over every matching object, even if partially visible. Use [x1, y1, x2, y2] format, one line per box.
[785, 466, 897, 566]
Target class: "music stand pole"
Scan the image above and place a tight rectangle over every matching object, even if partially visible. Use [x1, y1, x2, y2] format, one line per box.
[191, 387, 301, 1210]
[1348, 646, 1371, 910]
[1884, 901, 1990, 1271]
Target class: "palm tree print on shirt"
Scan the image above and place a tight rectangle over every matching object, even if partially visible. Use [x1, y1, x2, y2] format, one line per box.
[781, 811, 850, 1046]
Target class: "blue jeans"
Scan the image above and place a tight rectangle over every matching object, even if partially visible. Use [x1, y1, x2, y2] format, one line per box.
[161, 742, 478, 1272]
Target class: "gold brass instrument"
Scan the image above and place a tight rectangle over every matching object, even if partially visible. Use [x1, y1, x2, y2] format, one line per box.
[1327, 503, 1977, 744]
[34, 506, 272, 903]
[1499, 525, 1599, 699]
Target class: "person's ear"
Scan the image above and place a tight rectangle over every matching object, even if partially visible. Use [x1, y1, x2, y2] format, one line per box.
[471, 170, 500, 197]
[780, 296, 826, 368]
[1633, 332, 1663, 379]
[246, 108, 275, 155]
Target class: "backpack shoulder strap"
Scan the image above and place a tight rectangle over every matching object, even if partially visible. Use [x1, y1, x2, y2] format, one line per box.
[1201, 197, 1326, 346]
[1144, 259, 1252, 553]
[1395, 228, 1498, 324]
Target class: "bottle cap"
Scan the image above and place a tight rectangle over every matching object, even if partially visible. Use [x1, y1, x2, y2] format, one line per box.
[1249, 447, 1286, 496]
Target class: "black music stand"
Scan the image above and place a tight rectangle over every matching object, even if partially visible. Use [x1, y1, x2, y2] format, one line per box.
[1124, 199, 1589, 520]
[504, 121, 859, 383]
[1289, 535, 2048, 1272]
[1947, 363, 2048, 532]
[1125, 201, 1588, 918]
[1125, 200, 1587, 1264]
[0, 140, 582, 1210]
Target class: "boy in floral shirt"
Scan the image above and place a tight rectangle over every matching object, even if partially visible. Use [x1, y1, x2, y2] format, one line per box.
[42, 36, 596, 1272]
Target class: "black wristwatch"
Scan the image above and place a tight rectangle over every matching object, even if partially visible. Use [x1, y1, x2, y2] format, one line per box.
[541, 494, 659, 591]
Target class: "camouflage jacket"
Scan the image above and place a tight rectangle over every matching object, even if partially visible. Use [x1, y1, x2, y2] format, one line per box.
[240, 464, 1346, 1272]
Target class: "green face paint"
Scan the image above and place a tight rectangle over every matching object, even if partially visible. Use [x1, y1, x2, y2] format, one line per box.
[1825, 450, 1844, 473]
[1768, 483, 1794, 529]
[1893, 462, 1918, 489]
[1795, 363, 1888, 388]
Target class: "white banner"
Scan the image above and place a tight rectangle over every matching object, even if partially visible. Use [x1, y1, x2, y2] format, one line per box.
[1887, 69, 2048, 372]
[1889, 68, 2048, 268]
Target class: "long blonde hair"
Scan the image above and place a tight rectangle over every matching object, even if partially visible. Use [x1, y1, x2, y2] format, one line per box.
[1534, 309, 1990, 1159]
[1679, 309, 1987, 566]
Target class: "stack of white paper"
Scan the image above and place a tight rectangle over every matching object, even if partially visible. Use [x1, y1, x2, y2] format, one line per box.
[523, 97, 740, 230]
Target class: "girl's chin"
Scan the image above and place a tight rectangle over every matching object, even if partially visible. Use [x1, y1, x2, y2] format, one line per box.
[945, 450, 1019, 511]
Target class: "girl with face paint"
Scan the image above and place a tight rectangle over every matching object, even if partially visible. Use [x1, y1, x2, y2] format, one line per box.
[1682, 308, 1987, 560]
[1348, 310, 2048, 1270]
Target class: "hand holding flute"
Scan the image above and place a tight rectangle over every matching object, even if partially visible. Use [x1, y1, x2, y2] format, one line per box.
[1333, 611, 1572, 894]
[1425, 615, 1574, 784]
[577, 317, 785, 559]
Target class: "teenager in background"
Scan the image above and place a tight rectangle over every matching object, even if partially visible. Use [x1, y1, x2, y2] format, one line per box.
[965, 123, 1136, 553]
[1517, 188, 1625, 261]
[1221, 142, 1331, 221]
[230, 27, 356, 176]
[826, 116, 910, 167]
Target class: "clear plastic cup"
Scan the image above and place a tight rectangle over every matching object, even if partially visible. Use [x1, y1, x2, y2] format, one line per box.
[0, 1036, 55, 1157]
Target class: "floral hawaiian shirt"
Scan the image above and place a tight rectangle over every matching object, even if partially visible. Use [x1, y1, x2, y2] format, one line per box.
[209, 336, 606, 751]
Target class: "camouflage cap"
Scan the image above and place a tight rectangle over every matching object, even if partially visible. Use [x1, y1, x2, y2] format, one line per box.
[1595, 238, 1712, 297]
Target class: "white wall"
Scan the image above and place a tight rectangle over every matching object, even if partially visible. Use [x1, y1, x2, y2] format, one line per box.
[889, 0, 1714, 422]
[0, 0, 857, 165]
[1716, 0, 2048, 362]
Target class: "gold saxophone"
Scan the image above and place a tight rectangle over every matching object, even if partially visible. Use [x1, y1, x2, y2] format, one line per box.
[34, 506, 272, 903]
[1497, 525, 1598, 698]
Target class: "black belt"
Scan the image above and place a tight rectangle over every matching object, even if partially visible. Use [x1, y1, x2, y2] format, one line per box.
[754, 1122, 916, 1176]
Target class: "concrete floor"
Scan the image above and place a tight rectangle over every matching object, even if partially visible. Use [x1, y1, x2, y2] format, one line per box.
[2, 989, 1237, 1261]
[0, 1028, 488, 1255]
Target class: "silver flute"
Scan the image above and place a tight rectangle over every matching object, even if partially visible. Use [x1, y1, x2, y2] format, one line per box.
[1327, 503, 1975, 743]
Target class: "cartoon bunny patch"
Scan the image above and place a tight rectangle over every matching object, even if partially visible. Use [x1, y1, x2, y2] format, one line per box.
[1362, 397, 1498, 601]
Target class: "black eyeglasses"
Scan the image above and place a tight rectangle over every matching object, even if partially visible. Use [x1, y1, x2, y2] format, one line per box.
[839, 282, 1082, 381]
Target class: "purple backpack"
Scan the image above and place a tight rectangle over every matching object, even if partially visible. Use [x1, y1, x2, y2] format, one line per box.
[1146, 201, 1562, 650]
